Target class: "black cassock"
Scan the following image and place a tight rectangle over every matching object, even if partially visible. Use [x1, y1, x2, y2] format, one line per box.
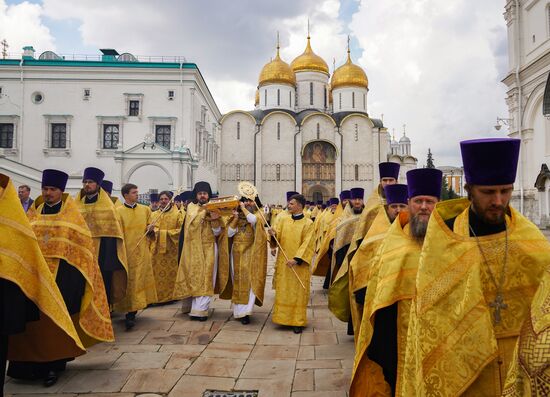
[7, 201, 86, 381]
[85, 194, 124, 304]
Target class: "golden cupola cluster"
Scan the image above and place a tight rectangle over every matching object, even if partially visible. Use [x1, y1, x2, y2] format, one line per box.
[257, 35, 368, 93]
[290, 36, 329, 75]
[330, 49, 368, 90]
[258, 45, 296, 87]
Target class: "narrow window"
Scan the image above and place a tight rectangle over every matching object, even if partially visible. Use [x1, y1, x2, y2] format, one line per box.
[355, 164, 359, 181]
[316, 123, 320, 140]
[102, 124, 119, 149]
[352, 92, 355, 108]
[155, 125, 171, 149]
[0, 123, 14, 148]
[51, 123, 67, 148]
[363, 94, 366, 110]
[324, 87, 327, 108]
[289, 91, 292, 107]
[339, 93, 342, 109]
[309, 82, 314, 105]
[237, 121, 241, 140]
[128, 100, 139, 116]
[276, 164, 281, 181]
[236, 164, 241, 181]
[277, 89, 280, 106]
[264, 89, 267, 106]
[354, 124, 358, 141]
[277, 122, 281, 140]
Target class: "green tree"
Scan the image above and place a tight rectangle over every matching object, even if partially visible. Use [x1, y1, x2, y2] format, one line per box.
[426, 148, 435, 168]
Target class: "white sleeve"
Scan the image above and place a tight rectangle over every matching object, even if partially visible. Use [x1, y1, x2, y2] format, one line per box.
[212, 226, 222, 236]
[246, 213, 257, 227]
[227, 227, 238, 238]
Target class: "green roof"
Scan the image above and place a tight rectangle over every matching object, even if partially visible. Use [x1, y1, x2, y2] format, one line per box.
[0, 58, 197, 69]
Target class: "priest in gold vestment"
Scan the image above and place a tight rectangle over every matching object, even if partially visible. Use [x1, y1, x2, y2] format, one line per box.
[312, 196, 345, 288]
[151, 191, 183, 304]
[346, 161, 400, 273]
[75, 167, 127, 307]
[401, 138, 550, 396]
[100, 180, 122, 208]
[347, 184, 408, 340]
[114, 183, 158, 330]
[220, 198, 267, 324]
[350, 168, 442, 397]
[0, 173, 85, 391]
[328, 188, 365, 335]
[503, 264, 550, 396]
[269, 193, 315, 334]
[174, 181, 228, 321]
[9, 169, 114, 386]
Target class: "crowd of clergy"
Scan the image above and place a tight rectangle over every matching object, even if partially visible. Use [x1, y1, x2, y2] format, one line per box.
[0, 137, 549, 396]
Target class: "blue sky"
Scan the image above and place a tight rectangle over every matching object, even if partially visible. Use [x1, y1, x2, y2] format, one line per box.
[1, 0, 510, 166]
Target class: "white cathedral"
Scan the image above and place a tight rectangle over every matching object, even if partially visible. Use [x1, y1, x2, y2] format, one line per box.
[220, 36, 417, 204]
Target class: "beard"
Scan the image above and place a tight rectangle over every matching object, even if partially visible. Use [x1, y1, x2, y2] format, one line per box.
[471, 200, 506, 225]
[84, 186, 98, 196]
[410, 214, 429, 243]
[197, 197, 209, 205]
[353, 206, 364, 215]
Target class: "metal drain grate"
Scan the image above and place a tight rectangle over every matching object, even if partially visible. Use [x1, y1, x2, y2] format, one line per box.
[202, 391, 259, 397]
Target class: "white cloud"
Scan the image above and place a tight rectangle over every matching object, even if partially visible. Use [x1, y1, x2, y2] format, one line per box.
[40, 0, 349, 113]
[0, 0, 55, 55]
[4, 0, 510, 167]
[350, 0, 509, 165]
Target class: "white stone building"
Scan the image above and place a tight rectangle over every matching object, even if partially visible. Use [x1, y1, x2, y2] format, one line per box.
[502, 0, 550, 225]
[0, 47, 221, 197]
[220, 37, 417, 204]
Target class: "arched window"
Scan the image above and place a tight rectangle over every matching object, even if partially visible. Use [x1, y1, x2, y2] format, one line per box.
[276, 164, 281, 181]
[355, 164, 359, 181]
[277, 122, 281, 140]
[277, 89, 280, 106]
[310, 82, 314, 105]
[289, 91, 292, 107]
[339, 93, 342, 110]
[352, 92, 355, 108]
[237, 121, 240, 140]
[264, 89, 267, 106]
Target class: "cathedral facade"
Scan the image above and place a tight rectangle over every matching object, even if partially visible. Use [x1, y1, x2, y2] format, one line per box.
[220, 36, 416, 204]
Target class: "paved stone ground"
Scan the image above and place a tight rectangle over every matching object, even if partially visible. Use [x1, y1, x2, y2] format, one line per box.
[5, 255, 354, 397]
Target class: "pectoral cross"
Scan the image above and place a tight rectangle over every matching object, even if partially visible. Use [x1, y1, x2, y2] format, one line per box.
[489, 293, 507, 325]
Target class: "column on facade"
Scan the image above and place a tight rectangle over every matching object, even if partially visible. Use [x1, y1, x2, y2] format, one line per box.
[294, 125, 303, 193]
[334, 125, 342, 194]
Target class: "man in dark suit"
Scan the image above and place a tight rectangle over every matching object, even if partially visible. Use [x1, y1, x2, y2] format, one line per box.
[18, 184, 33, 212]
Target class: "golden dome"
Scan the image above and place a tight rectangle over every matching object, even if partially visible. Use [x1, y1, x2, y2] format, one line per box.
[330, 49, 368, 90]
[258, 45, 296, 87]
[254, 89, 259, 106]
[290, 36, 329, 75]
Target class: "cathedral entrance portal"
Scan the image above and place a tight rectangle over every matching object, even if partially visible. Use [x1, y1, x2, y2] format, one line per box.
[302, 141, 336, 201]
